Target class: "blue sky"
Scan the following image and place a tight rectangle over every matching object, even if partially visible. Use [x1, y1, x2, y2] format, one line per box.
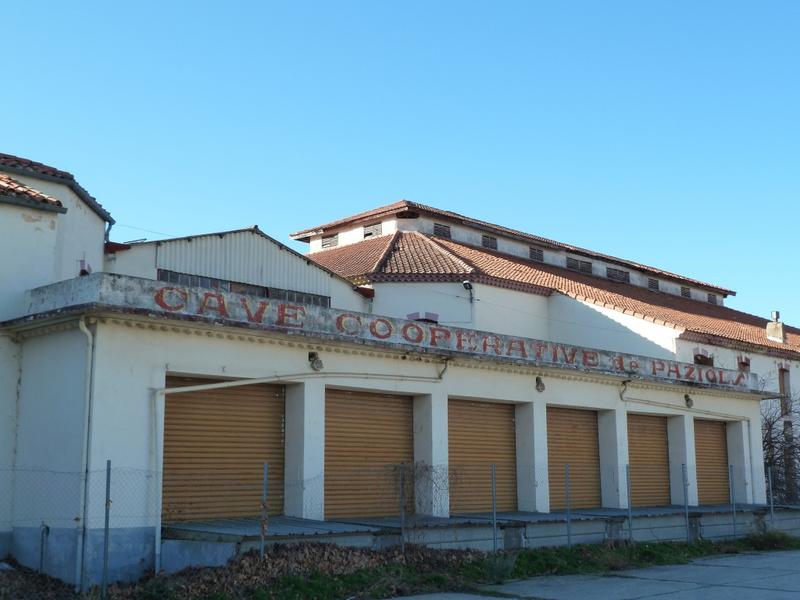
[4, 2, 798, 322]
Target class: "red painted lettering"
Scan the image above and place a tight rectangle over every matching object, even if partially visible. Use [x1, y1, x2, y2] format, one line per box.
[506, 338, 528, 358]
[704, 368, 717, 383]
[733, 372, 747, 386]
[456, 330, 478, 352]
[429, 327, 452, 347]
[667, 363, 681, 378]
[559, 345, 578, 364]
[197, 292, 229, 318]
[240, 297, 268, 323]
[482, 335, 503, 355]
[651, 360, 665, 376]
[154, 287, 187, 312]
[629, 360, 640, 371]
[276, 304, 305, 328]
[534, 343, 549, 360]
[582, 350, 599, 367]
[369, 318, 393, 339]
[613, 355, 625, 370]
[401, 322, 425, 344]
[717, 370, 729, 385]
[336, 313, 362, 335]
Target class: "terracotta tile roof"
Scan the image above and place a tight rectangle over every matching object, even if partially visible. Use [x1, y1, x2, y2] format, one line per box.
[292, 200, 734, 296]
[0, 173, 64, 211]
[0, 152, 113, 223]
[296, 232, 398, 282]
[309, 233, 800, 358]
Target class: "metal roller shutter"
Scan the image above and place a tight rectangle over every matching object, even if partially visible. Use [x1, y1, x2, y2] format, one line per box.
[162, 377, 285, 521]
[694, 419, 729, 505]
[448, 399, 517, 513]
[627, 414, 671, 507]
[324, 389, 414, 519]
[547, 406, 601, 510]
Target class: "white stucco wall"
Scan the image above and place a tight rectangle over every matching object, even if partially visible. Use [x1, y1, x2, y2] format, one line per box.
[675, 340, 800, 397]
[549, 294, 679, 359]
[370, 282, 472, 325]
[11, 175, 106, 282]
[13, 327, 89, 530]
[473, 284, 550, 340]
[0, 204, 59, 320]
[0, 335, 20, 544]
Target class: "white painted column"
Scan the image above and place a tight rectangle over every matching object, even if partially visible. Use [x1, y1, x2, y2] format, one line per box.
[413, 388, 449, 517]
[668, 414, 698, 506]
[598, 407, 629, 508]
[748, 416, 767, 504]
[726, 420, 753, 504]
[515, 401, 549, 512]
[283, 380, 325, 520]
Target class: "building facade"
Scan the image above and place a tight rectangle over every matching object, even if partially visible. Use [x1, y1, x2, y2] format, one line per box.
[1, 159, 796, 587]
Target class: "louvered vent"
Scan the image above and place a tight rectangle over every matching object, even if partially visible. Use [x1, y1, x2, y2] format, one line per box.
[648, 278, 659, 291]
[707, 293, 717, 305]
[321, 233, 339, 248]
[606, 267, 630, 283]
[681, 286, 691, 298]
[567, 257, 592, 274]
[433, 223, 451, 238]
[363, 223, 382, 238]
[482, 235, 498, 250]
[529, 246, 544, 262]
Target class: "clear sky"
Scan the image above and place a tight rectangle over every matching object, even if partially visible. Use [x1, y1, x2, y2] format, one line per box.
[4, 2, 798, 322]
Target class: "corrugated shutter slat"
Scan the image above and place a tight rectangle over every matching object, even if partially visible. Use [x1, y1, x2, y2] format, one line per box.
[627, 414, 671, 507]
[547, 406, 601, 510]
[162, 377, 285, 521]
[694, 419, 729, 505]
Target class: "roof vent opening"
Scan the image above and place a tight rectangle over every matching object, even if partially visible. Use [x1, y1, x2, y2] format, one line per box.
[767, 310, 786, 344]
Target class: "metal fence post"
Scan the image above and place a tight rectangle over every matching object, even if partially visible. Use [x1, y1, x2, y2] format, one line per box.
[729, 464, 736, 539]
[626, 464, 634, 544]
[565, 464, 572, 548]
[682, 463, 690, 544]
[399, 463, 406, 554]
[768, 465, 775, 529]
[102, 459, 111, 600]
[491, 464, 497, 553]
[260, 463, 269, 558]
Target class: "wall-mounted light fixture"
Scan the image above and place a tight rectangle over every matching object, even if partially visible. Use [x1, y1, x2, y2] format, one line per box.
[684, 394, 693, 408]
[308, 352, 324, 371]
[535, 376, 546, 393]
[462, 280, 474, 304]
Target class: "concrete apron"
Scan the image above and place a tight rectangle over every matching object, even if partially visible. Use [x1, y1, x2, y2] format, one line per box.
[11, 506, 800, 585]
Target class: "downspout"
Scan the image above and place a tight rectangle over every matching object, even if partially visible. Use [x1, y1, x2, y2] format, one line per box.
[75, 318, 96, 592]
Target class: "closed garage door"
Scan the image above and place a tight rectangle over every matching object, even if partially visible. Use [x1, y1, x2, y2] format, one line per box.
[627, 414, 671, 507]
[448, 399, 517, 513]
[694, 419, 729, 505]
[162, 377, 285, 521]
[325, 389, 414, 519]
[548, 407, 601, 510]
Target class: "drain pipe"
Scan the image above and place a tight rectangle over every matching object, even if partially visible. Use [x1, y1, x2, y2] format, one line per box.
[75, 318, 96, 592]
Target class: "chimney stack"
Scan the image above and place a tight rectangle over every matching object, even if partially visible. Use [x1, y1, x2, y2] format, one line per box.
[767, 310, 786, 343]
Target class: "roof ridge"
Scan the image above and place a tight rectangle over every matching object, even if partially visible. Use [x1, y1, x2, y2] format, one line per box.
[371, 230, 402, 274]
[418, 232, 476, 274]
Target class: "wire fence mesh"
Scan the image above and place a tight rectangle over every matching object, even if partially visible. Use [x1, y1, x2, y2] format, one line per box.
[1, 460, 797, 590]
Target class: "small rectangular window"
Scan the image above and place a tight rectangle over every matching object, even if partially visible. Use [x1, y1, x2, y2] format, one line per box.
[681, 286, 691, 298]
[482, 234, 497, 250]
[779, 368, 791, 398]
[707, 293, 717, 305]
[606, 267, 630, 283]
[567, 257, 592, 274]
[529, 246, 544, 262]
[648, 278, 659, 291]
[694, 354, 714, 366]
[363, 223, 382, 238]
[738, 357, 751, 372]
[321, 233, 339, 248]
[433, 223, 451, 238]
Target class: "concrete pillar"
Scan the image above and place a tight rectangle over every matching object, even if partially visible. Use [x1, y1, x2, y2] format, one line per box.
[283, 380, 325, 520]
[726, 420, 753, 504]
[748, 416, 767, 504]
[515, 401, 549, 512]
[598, 407, 629, 508]
[668, 414, 698, 506]
[413, 388, 449, 517]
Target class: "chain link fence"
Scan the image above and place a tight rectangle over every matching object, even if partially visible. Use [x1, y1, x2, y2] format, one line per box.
[1, 460, 793, 593]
